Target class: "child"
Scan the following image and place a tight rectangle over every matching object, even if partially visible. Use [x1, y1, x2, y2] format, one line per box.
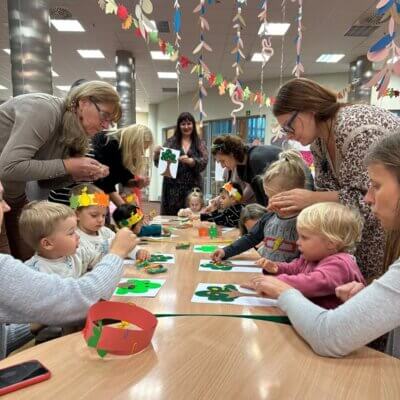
[178, 187, 206, 218]
[239, 204, 268, 255]
[70, 184, 149, 260]
[247, 202, 366, 309]
[113, 203, 165, 238]
[19, 201, 138, 278]
[200, 182, 244, 227]
[212, 150, 307, 262]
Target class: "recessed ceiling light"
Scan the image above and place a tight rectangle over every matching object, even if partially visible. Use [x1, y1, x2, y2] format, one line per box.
[150, 51, 170, 60]
[258, 22, 290, 36]
[77, 49, 105, 58]
[56, 85, 71, 91]
[316, 54, 345, 63]
[96, 70, 116, 79]
[251, 53, 272, 63]
[0, 85, 7, 90]
[157, 72, 178, 79]
[50, 19, 85, 32]
[52, 69, 59, 77]
[3, 48, 10, 55]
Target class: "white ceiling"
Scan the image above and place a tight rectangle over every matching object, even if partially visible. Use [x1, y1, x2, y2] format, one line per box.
[0, 0, 385, 111]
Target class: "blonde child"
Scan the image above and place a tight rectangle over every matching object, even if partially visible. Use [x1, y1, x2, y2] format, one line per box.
[212, 150, 307, 262]
[200, 182, 244, 227]
[178, 187, 206, 218]
[70, 184, 149, 260]
[20, 201, 139, 278]
[246, 202, 366, 309]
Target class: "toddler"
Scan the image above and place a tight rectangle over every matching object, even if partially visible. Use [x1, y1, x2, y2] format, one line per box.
[247, 202, 366, 309]
[200, 182, 244, 227]
[70, 184, 148, 260]
[178, 187, 206, 218]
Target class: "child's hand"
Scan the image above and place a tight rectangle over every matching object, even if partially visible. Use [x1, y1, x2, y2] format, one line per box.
[244, 276, 293, 299]
[110, 228, 139, 259]
[178, 208, 192, 218]
[136, 249, 150, 261]
[255, 258, 278, 274]
[335, 281, 365, 303]
[162, 226, 171, 236]
[211, 249, 225, 262]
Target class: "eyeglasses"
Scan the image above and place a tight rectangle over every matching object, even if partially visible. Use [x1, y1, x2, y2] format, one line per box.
[280, 111, 299, 135]
[89, 97, 113, 123]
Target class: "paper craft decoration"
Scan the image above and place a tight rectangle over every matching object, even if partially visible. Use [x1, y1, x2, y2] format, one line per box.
[176, 242, 191, 249]
[192, 283, 278, 307]
[135, 260, 168, 275]
[83, 301, 157, 358]
[148, 253, 175, 264]
[69, 186, 110, 209]
[159, 148, 180, 179]
[199, 259, 262, 273]
[114, 278, 165, 297]
[193, 244, 224, 253]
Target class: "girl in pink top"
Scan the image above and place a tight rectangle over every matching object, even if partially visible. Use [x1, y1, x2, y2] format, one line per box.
[248, 202, 366, 309]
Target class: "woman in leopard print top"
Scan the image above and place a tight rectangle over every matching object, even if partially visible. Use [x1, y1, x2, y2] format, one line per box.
[269, 78, 400, 281]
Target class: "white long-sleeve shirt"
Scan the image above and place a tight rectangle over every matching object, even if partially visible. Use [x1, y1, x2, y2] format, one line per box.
[278, 257, 400, 358]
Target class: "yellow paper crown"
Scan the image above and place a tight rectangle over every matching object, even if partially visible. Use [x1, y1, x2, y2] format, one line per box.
[222, 182, 242, 202]
[119, 208, 144, 228]
[70, 186, 110, 209]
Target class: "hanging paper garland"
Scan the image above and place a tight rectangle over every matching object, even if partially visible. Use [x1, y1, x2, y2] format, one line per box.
[292, 0, 304, 78]
[366, 0, 400, 98]
[98, 0, 275, 109]
[230, 1, 246, 126]
[193, 0, 213, 127]
[173, 0, 182, 109]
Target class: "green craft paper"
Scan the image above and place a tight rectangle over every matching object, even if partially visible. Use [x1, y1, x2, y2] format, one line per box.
[195, 284, 237, 302]
[116, 279, 162, 295]
[201, 262, 233, 271]
[195, 245, 219, 253]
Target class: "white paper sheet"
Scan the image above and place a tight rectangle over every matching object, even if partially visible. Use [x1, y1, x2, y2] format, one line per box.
[198, 259, 262, 273]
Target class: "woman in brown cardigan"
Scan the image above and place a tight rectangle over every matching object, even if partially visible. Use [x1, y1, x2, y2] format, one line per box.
[0, 81, 121, 259]
[269, 78, 400, 281]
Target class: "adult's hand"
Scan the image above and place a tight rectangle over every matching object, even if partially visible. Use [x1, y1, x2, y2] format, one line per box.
[179, 155, 195, 167]
[63, 157, 109, 181]
[241, 275, 293, 299]
[267, 189, 316, 215]
[335, 281, 365, 303]
[211, 248, 225, 262]
[109, 228, 139, 259]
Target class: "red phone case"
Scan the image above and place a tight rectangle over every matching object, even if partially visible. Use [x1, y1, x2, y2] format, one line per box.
[0, 360, 51, 396]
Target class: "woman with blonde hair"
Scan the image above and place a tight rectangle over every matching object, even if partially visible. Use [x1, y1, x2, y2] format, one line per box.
[93, 123, 154, 206]
[269, 77, 400, 281]
[0, 80, 121, 259]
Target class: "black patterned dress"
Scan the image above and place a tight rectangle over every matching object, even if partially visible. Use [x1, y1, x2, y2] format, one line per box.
[154, 136, 208, 215]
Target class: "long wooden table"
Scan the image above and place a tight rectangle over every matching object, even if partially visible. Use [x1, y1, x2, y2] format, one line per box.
[116, 221, 285, 319]
[2, 316, 400, 399]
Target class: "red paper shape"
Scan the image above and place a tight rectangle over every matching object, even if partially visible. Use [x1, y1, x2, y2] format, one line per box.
[208, 73, 216, 86]
[135, 27, 144, 38]
[82, 301, 157, 356]
[179, 55, 190, 69]
[160, 40, 167, 54]
[117, 5, 129, 21]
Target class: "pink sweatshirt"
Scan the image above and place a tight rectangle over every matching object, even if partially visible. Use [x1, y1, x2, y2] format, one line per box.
[264, 253, 366, 309]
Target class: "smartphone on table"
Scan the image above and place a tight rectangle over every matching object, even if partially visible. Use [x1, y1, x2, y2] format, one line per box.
[0, 360, 51, 396]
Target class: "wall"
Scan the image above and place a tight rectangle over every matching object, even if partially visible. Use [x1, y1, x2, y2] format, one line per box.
[148, 72, 348, 201]
[136, 111, 148, 126]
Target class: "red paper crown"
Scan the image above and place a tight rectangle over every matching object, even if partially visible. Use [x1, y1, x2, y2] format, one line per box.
[82, 301, 157, 357]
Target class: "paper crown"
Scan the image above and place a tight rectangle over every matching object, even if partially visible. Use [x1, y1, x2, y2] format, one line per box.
[222, 182, 242, 201]
[118, 207, 144, 228]
[83, 301, 158, 358]
[70, 186, 110, 209]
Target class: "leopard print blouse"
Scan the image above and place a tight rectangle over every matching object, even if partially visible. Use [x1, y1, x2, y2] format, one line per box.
[311, 104, 400, 281]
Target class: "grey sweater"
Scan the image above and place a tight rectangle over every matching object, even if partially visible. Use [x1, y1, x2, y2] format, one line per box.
[0, 253, 124, 359]
[278, 257, 400, 358]
[0, 94, 70, 199]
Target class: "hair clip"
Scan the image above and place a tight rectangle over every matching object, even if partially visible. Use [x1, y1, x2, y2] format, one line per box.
[212, 143, 225, 151]
[70, 186, 110, 209]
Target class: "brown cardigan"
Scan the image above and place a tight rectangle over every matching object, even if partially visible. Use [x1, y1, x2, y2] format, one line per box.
[0, 93, 71, 199]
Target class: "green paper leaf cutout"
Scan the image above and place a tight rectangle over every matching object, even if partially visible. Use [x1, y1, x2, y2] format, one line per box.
[201, 262, 233, 271]
[149, 254, 173, 262]
[149, 31, 158, 42]
[195, 245, 219, 253]
[116, 279, 162, 295]
[87, 320, 108, 358]
[195, 284, 237, 302]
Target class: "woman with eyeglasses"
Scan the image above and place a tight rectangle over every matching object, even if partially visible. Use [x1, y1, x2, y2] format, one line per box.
[269, 78, 400, 282]
[211, 135, 314, 207]
[0, 81, 121, 259]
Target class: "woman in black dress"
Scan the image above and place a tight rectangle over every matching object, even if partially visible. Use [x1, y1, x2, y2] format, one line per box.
[154, 112, 208, 215]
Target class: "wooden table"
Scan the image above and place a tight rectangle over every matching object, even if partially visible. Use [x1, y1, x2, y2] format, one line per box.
[116, 221, 285, 319]
[2, 316, 400, 399]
